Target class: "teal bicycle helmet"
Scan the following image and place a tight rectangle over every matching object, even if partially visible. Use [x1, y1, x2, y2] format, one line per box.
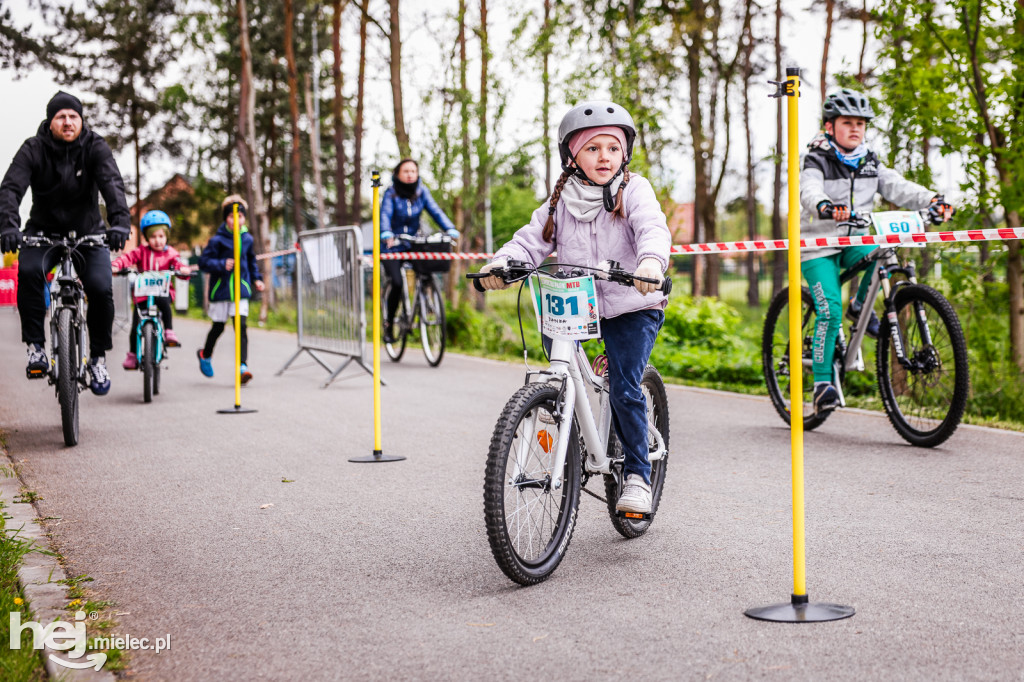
[140, 210, 171, 236]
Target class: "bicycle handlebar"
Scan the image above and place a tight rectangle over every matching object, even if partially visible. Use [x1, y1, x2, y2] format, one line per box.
[837, 208, 938, 232]
[22, 233, 107, 249]
[466, 259, 673, 296]
[395, 233, 454, 244]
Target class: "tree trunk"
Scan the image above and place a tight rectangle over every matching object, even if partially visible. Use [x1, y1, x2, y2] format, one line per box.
[473, 0, 489, 312]
[388, 0, 411, 158]
[820, 0, 835, 101]
[132, 98, 142, 251]
[284, 0, 304, 233]
[305, 74, 327, 230]
[332, 0, 348, 224]
[459, 0, 471, 243]
[742, 7, 758, 307]
[542, 0, 551, 196]
[352, 0, 368, 222]
[237, 0, 273, 317]
[1008, 230, 1024, 370]
[686, 37, 706, 297]
[857, 0, 869, 84]
[771, 0, 785, 297]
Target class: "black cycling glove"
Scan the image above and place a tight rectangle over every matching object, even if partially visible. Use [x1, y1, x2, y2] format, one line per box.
[106, 227, 130, 252]
[0, 230, 22, 254]
[817, 201, 850, 221]
[927, 195, 955, 225]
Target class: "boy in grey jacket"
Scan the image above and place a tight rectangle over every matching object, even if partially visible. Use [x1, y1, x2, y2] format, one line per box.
[800, 88, 954, 414]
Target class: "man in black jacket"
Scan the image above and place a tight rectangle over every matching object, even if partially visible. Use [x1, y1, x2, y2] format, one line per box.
[0, 91, 131, 395]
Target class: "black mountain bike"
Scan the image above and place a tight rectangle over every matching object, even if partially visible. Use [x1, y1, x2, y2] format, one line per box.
[23, 233, 106, 446]
[382, 234, 451, 367]
[762, 210, 969, 447]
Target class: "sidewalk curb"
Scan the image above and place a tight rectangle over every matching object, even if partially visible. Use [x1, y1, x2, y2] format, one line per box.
[1, 453, 115, 682]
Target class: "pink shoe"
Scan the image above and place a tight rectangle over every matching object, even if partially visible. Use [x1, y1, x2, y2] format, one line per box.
[164, 329, 180, 347]
[122, 352, 138, 370]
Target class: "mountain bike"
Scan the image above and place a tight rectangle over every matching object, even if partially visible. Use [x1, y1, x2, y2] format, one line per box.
[115, 269, 191, 403]
[382, 233, 451, 366]
[23, 233, 107, 447]
[762, 209, 969, 447]
[468, 260, 672, 585]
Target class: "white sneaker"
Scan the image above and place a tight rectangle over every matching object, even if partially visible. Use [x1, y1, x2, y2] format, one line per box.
[616, 474, 652, 514]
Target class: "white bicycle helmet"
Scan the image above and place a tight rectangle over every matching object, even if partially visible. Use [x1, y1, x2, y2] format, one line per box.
[557, 101, 637, 172]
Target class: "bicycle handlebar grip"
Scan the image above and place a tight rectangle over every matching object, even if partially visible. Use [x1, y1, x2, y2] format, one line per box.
[660, 277, 672, 295]
[466, 272, 489, 293]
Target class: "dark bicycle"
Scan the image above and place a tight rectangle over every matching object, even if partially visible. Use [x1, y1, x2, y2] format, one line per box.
[23, 233, 106, 446]
[382, 233, 451, 367]
[762, 209, 969, 447]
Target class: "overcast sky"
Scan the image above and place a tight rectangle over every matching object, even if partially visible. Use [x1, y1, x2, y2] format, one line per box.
[2, 0, 956, 229]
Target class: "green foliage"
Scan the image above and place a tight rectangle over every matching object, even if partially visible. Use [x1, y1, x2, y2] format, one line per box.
[490, 183, 541, 250]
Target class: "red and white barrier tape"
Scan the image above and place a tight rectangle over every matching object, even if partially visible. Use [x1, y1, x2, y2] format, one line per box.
[371, 227, 1024, 261]
[256, 247, 299, 261]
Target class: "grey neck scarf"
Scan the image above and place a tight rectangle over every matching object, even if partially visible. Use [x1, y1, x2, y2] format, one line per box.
[560, 174, 623, 222]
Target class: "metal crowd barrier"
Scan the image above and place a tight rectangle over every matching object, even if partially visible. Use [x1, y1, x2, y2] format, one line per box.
[276, 225, 371, 387]
[112, 269, 132, 332]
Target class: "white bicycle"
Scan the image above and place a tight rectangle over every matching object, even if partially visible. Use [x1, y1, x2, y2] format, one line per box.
[468, 260, 672, 585]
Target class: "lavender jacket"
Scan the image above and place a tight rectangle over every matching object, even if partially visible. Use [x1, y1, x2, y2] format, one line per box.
[492, 174, 671, 319]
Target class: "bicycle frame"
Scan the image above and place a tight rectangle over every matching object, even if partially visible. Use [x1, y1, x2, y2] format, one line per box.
[133, 294, 166, 365]
[527, 335, 668, 491]
[43, 240, 91, 388]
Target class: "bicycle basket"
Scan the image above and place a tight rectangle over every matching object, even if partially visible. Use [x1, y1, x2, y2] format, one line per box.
[410, 239, 452, 274]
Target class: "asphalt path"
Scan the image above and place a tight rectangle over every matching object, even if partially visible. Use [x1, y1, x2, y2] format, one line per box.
[0, 309, 1022, 681]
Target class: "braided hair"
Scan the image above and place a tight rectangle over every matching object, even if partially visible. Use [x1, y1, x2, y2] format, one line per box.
[542, 170, 572, 244]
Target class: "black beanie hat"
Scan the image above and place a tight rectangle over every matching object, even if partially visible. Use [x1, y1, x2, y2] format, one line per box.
[46, 91, 84, 123]
[222, 202, 248, 221]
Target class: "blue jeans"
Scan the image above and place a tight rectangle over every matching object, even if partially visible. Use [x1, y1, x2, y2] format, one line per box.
[602, 309, 664, 484]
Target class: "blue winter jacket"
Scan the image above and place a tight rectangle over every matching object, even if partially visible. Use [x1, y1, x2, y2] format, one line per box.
[379, 180, 458, 252]
[199, 222, 262, 302]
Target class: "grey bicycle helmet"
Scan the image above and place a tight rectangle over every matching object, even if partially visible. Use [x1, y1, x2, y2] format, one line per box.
[557, 101, 637, 172]
[822, 88, 875, 123]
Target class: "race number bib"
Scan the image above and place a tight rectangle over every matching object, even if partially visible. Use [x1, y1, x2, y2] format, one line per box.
[871, 211, 926, 237]
[134, 271, 172, 297]
[530, 275, 600, 340]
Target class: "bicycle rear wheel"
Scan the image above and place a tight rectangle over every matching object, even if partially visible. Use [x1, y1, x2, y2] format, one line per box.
[762, 286, 833, 431]
[382, 280, 407, 362]
[56, 308, 80, 447]
[604, 365, 670, 538]
[419, 279, 446, 367]
[143, 323, 155, 403]
[484, 383, 581, 586]
[876, 284, 969, 447]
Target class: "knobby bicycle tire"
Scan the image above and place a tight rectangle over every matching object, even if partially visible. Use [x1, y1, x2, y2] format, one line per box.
[143, 323, 155, 403]
[603, 365, 671, 538]
[382, 280, 408, 362]
[419, 279, 446, 367]
[56, 307, 80, 447]
[483, 383, 581, 586]
[762, 287, 833, 431]
[876, 284, 969, 447]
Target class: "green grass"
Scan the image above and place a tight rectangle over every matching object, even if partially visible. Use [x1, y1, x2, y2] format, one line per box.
[0, 493, 47, 682]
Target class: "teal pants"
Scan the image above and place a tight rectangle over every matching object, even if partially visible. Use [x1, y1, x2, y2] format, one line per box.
[802, 246, 876, 383]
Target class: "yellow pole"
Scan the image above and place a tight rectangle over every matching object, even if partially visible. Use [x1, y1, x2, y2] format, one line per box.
[371, 172, 383, 456]
[232, 204, 242, 409]
[785, 68, 807, 598]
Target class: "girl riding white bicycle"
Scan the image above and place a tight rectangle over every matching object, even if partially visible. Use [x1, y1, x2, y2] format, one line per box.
[477, 100, 671, 515]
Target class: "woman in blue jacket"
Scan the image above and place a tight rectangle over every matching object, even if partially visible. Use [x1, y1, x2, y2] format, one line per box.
[380, 159, 459, 342]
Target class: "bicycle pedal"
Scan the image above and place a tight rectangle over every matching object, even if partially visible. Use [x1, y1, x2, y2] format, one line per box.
[26, 369, 47, 379]
[616, 510, 652, 521]
[165, 341, 181, 348]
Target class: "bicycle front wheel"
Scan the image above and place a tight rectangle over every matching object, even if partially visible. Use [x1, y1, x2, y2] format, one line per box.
[876, 284, 969, 447]
[381, 280, 407, 362]
[604, 365, 670, 538]
[56, 308, 80, 447]
[484, 383, 581, 586]
[419, 279, 446, 367]
[143, 323, 155, 403]
[762, 287, 832, 431]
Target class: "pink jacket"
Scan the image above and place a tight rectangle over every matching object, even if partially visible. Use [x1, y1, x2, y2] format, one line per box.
[112, 244, 187, 302]
[492, 174, 671, 319]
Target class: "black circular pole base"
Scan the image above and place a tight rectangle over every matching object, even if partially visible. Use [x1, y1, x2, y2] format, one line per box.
[349, 449, 406, 463]
[745, 594, 854, 623]
[218, 406, 258, 414]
